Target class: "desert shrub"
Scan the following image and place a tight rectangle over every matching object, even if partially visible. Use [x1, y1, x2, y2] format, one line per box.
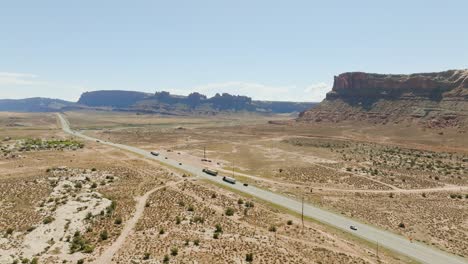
[43, 216, 55, 224]
[246, 253, 254, 262]
[225, 207, 234, 216]
[100, 230, 109, 241]
[85, 212, 93, 220]
[30, 258, 38, 264]
[287, 220, 293, 225]
[77, 260, 84, 264]
[213, 233, 219, 239]
[114, 216, 122, 225]
[163, 255, 170, 263]
[70, 231, 94, 253]
[187, 205, 194, 212]
[245, 201, 254, 208]
[91, 168, 97, 172]
[215, 224, 223, 233]
[91, 182, 98, 189]
[143, 253, 150, 260]
[106, 201, 116, 214]
[194, 239, 200, 246]
[398, 223, 405, 228]
[237, 199, 244, 205]
[175, 216, 181, 225]
[170, 247, 178, 256]
[159, 228, 165, 235]
[193, 216, 205, 223]
[268, 226, 277, 232]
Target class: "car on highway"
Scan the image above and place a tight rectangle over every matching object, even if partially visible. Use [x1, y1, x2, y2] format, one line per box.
[243, 183, 248, 186]
[150, 151, 159, 156]
[179, 162, 182, 165]
[350, 225, 357, 231]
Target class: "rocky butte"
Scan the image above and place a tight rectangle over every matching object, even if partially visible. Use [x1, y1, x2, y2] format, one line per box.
[298, 69, 468, 128]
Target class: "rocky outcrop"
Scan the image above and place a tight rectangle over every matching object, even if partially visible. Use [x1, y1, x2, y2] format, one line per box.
[0, 91, 315, 114]
[298, 70, 468, 128]
[76, 90, 316, 114]
[78, 90, 152, 108]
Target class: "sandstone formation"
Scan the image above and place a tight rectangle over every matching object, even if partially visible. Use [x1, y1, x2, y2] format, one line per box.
[298, 69, 468, 128]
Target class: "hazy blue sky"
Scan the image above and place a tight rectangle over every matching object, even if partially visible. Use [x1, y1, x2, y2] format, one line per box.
[1, 0, 467, 102]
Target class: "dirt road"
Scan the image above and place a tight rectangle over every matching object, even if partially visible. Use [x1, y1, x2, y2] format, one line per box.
[93, 180, 183, 264]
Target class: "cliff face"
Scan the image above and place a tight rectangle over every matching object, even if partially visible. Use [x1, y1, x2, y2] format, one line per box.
[298, 70, 468, 128]
[77, 90, 152, 108]
[75, 90, 315, 114]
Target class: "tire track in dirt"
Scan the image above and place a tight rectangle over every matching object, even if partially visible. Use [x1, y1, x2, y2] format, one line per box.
[93, 180, 183, 264]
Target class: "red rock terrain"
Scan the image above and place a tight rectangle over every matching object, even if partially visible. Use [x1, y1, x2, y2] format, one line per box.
[298, 69, 468, 128]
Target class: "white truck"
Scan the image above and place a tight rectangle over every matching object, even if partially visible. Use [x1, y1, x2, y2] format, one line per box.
[150, 151, 159, 156]
[222, 176, 236, 184]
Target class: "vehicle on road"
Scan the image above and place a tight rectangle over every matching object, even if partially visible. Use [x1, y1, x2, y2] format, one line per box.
[165, 157, 168, 159]
[243, 183, 248, 186]
[96, 140, 100, 143]
[222, 176, 236, 184]
[202, 168, 218, 176]
[350, 225, 357, 231]
[179, 162, 182, 165]
[150, 151, 159, 156]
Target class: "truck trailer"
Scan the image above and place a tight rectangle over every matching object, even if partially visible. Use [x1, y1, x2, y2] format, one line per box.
[202, 168, 218, 176]
[222, 176, 236, 184]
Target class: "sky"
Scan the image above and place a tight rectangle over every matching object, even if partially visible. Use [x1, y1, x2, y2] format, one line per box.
[0, 0, 467, 102]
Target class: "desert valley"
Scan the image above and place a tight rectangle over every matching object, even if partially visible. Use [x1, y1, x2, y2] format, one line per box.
[0, 69, 466, 264]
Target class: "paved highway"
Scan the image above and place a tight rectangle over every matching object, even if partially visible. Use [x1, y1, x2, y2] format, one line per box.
[57, 113, 467, 264]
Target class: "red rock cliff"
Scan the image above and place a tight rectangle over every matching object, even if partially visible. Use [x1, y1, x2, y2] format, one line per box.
[298, 69, 468, 128]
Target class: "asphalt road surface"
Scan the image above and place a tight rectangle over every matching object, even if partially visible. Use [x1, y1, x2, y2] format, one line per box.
[57, 113, 467, 264]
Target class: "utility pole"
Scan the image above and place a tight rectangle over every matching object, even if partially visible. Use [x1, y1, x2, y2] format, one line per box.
[301, 195, 304, 234]
[377, 241, 379, 260]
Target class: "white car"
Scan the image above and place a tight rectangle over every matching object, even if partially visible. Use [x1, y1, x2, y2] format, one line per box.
[350, 225, 357, 231]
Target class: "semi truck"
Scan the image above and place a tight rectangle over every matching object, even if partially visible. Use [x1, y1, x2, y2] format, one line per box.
[202, 168, 218, 176]
[222, 176, 236, 184]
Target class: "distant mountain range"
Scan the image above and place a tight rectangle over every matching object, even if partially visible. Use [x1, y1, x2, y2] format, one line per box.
[0, 90, 317, 115]
[0, 97, 75, 112]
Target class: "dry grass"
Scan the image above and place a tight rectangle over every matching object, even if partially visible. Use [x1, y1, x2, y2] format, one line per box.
[0, 111, 466, 263]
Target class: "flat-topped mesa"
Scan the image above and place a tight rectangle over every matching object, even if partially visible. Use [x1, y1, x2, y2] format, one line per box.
[326, 70, 468, 101]
[298, 69, 468, 128]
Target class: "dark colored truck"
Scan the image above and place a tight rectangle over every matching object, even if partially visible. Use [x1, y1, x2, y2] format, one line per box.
[202, 168, 218, 176]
